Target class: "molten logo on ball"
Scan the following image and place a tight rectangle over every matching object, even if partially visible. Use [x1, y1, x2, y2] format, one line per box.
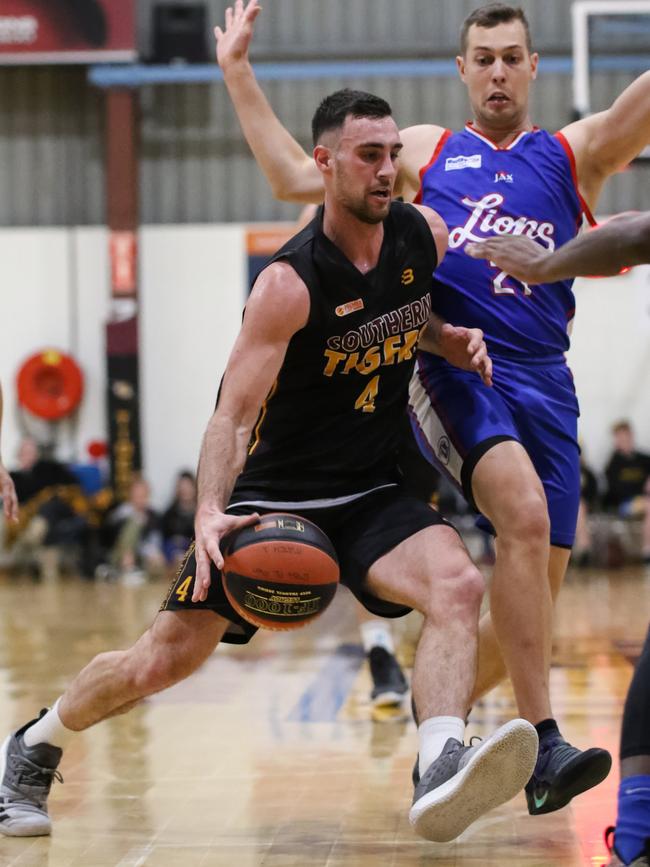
[243, 589, 322, 617]
[222, 512, 339, 631]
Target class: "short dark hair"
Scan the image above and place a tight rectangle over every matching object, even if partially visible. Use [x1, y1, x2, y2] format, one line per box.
[612, 420, 632, 434]
[311, 89, 392, 146]
[460, 3, 532, 55]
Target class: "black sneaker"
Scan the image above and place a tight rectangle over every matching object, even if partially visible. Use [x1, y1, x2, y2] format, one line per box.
[368, 647, 408, 707]
[526, 735, 612, 815]
[605, 825, 650, 866]
[0, 711, 63, 837]
[409, 718, 538, 842]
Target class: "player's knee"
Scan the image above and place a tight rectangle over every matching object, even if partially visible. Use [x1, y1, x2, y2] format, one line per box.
[129, 629, 202, 695]
[421, 560, 484, 619]
[452, 561, 485, 609]
[497, 489, 550, 544]
[132, 647, 196, 695]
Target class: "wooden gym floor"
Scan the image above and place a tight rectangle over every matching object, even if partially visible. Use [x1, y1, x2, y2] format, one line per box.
[0, 563, 647, 867]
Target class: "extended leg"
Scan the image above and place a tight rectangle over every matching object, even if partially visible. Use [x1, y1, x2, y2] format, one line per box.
[366, 524, 537, 841]
[471, 544, 570, 707]
[470, 440, 553, 723]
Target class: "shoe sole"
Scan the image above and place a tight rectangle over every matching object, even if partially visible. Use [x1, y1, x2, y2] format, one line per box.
[528, 748, 612, 815]
[372, 689, 408, 708]
[409, 718, 538, 842]
[0, 734, 52, 837]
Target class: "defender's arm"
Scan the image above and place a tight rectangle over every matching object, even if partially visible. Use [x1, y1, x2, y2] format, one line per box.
[216, 0, 324, 202]
[561, 71, 650, 207]
[215, 2, 446, 203]
[465, 212, 650, 282]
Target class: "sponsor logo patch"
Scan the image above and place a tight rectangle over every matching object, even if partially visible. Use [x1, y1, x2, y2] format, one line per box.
[335, 298, 364, 317]
[445, 154, 482, 172]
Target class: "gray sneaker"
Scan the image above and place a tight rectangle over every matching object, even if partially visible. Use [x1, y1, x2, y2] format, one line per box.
[409, 718, 538, 842]
[0, 712, 63, 837]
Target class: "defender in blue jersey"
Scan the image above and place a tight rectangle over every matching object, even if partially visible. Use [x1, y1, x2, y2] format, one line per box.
[409, 123, 588, 550]
[215, 0, 650, 814]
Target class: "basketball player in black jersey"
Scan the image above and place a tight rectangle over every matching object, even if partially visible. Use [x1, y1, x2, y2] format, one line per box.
[467, 215, 650, 867]
[0, 90, 538, 845]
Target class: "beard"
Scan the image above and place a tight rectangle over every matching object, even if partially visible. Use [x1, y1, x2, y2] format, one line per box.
[337, 186, 389, 224]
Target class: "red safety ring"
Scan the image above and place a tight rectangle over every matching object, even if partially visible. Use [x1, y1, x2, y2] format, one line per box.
[17, 350, 84, 421]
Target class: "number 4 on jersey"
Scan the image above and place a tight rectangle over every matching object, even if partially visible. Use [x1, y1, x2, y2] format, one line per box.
[175, 575, 193, 602]
[355, 375, 379, 413]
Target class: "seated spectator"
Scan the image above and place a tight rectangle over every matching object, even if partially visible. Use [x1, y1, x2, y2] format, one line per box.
[161, 470, 196, 566]
[8, 437, 88, 579]
[103, 476, 165, 583]
[573, 450, 599, 567]
[604, 421, 650, 564]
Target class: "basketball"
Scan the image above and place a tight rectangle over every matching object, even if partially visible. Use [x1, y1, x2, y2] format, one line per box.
[221, 513, 340, 631]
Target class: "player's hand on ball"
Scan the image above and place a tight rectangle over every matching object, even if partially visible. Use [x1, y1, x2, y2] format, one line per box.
[193, 504, 259, 602]
[215, 0, 262, 72]
[439, 324, 493, 387]
[466, 236, 550, 284]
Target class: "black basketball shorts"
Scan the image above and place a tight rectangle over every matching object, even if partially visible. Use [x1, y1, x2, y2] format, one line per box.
[160, 485, 452, 644]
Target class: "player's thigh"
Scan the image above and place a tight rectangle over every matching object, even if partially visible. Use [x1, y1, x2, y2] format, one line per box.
[472, 439, 548, 535]
[117, 608, 229, 694]
[501, 362, 580, 548]
[365, 523, 483, 616]
[332, 489, 456, 617]
[409, 352, 520, 507]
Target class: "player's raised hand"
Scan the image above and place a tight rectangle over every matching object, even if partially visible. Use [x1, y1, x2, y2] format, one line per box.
[193, 503, 259, 602]
[439, 324, 493, 387]
[466, 236, 551, 284]
[215, 0, 262, 72]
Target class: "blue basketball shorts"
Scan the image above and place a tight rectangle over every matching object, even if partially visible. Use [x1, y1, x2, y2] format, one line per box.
[408, 350, 581, 548]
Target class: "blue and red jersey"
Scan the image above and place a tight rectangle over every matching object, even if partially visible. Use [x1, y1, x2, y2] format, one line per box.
[415, 123, 594, 359]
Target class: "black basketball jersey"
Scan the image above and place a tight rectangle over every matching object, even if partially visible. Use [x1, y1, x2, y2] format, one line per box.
[231, 201, 438, 505]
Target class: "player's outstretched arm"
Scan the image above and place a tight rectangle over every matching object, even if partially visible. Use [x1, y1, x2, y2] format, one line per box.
[562, 71, 650, 206]
[215, 0, 323, 203]
[466, 211, 650, 282]
[193, 262, 310, 602]
[0, 382, 18, 523]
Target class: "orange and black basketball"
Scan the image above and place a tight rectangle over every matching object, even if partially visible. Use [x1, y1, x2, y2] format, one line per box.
[222, 512, 339, 631]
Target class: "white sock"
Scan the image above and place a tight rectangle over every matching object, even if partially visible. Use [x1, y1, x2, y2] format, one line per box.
[23, 698, 75, 750]
[418, 716, 465, 777]
[360, 620, 395, 654]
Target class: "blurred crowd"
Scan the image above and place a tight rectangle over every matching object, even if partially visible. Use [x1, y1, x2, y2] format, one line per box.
[0, 436, 196, 584]
[576, 421, 650, 568]
[1, 418, 649, 583]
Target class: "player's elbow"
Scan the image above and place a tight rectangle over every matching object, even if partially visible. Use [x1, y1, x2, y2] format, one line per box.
[270, 162, 324, 205]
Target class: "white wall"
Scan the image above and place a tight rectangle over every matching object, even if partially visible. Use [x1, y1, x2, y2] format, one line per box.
[139, 225, 246, 507]
[0, 227, 109, 466]
[568, 265, 650, 470]
[1, 224, 649, 506]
